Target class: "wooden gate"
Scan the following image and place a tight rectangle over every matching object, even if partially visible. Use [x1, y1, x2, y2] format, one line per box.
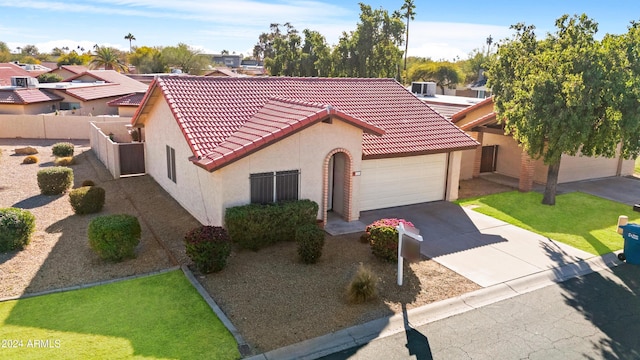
[119, 143, 145, 176]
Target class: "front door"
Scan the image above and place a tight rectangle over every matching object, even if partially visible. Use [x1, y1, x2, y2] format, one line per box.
[480, 145, 498, 173]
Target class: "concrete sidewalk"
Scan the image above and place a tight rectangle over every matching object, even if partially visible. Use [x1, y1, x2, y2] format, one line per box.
[246, 201, 624, 359]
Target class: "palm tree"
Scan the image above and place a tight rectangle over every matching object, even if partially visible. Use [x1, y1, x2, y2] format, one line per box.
[90, 46, 127, 72]
[401, 0, 416, 72]
[124, 33, 136, 52]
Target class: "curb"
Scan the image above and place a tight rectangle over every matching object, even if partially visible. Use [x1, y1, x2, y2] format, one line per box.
[0, 266, 181, 303]
[180, 265, 252, 357]
[245, 252, 624, 360]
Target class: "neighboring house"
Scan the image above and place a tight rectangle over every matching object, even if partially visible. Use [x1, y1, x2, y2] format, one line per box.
[107, 92, 146, 117]
[203, 67, 242, 77]
[456, 71, 492, 99]
[40, 70, 148, 115]
[211, 54, 242, 68]
[451, 97, 634, 190]
[49, 65, 89, 80]
[131, 76, 478, 226]
[0, 63, 32, 87]
[0, 87, 62, 115]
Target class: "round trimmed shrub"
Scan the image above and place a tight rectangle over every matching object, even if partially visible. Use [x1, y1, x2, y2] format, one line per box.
[184, 225, 232, 273]
[22, 155, 39, 164]
[54, 156, 75, 166]
[88, 214, 141, 261]
[81, 179, 96, 187]
[37, 166, 73, 195]
[0, 208, 36, 252]
[366, 218, 414, 262]
[52, 142, 74, 157]
[296, 224, 325, 264]
[347, 265, 377, 304]
[69, 186, 105, 214]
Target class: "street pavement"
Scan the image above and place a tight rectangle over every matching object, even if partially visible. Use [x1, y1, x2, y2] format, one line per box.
[320, 263, 640, 360]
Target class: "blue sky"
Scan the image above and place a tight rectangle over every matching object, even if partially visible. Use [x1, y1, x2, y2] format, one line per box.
[1, 0, 639, 61]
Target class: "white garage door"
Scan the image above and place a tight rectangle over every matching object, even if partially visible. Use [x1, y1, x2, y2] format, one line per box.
[360, 154, 447, 211]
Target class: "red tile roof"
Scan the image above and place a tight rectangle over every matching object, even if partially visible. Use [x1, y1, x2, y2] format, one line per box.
[200, 97, 385, 170]
[54, 70, 148, 101]
[107, 92, 146, 107]
[0, 63, 32, 87]
[459, 112, 497, 131]
[59, 65, 89, 75]
[0, 88, 62, 104]
[423, 102, 471, 120]
[451, 96, 494, 123]
[133, 76, 478, 170]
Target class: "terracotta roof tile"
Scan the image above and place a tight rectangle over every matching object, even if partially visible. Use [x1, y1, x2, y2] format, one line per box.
[0, 88, 63, 104]
[459, 112, 497, 131]
[133, 76, 478, 168]
[107, 92, 146, 107]
[0, 63, 32, 87]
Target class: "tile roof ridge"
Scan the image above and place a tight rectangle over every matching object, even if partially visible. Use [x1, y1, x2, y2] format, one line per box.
[265, 96, 329, 109]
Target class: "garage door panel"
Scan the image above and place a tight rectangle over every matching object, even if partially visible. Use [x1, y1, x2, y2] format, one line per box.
[360, 154, 447, 211]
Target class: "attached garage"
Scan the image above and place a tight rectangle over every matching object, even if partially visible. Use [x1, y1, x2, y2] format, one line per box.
[360, 154, 447, 211]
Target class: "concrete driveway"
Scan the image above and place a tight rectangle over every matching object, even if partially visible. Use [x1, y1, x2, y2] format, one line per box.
[359, 202, 597, 287]
[558, 176, 640, 206]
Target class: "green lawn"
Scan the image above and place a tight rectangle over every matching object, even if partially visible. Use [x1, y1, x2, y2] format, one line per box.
[0, 270, 240, 360]
[457, 191, 640, 255]
[635, 157, 640, 174]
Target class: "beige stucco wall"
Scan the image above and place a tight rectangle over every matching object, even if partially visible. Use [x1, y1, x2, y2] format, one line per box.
[558, 152, 633, 183]
[0, 102, 56, 115]
[0, 114, 130, 139]
[446, 151, 462, 200]
[89, 122, 120, 178]
[459, 149, 475, 180]
[118, 106, 138, 117]
[454, 101, 493, 129]
[483, 133, 521, 178]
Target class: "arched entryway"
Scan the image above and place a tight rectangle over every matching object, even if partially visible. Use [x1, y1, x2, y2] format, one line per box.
[323, 149, 353, 224]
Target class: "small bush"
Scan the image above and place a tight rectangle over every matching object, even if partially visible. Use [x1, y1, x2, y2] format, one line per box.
[184, 226, 232, 273]
[22, 155, 39, 164]
[81, 179, 96, 187]
[0, 208, 36, 252]
[359, 233, 370, 244]
[347, 265, 377, 304]
[366, 218, 414, 262]
[69, 186, 105, 214]
[54, 156, 75, 166]
[37, 166, 73, 195]
[88, 214, 141, 261]
[296, 224, 325, 264]
[14, 146, 38, 155]
[52, 142, 74, 157]
[225, 199, 319, 251]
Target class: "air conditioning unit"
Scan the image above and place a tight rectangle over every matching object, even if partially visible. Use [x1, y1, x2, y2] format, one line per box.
[11, 76, 39, 88]
[410, 81, 436, 97]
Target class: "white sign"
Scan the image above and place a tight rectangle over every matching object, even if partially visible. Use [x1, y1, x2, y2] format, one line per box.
[396, 222, 423, 286]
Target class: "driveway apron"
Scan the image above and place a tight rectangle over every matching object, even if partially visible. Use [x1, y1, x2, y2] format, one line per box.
[359, 202, 594, 287]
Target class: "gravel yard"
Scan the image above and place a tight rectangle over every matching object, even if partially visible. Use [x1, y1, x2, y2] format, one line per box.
[1, 139, 496, 354]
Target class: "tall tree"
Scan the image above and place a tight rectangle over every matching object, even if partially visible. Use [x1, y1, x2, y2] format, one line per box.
[408, 61, 462, 94]
[487, 14, 640, 205]
[263, 23, 302, 76]
[57, 50, 89, 66]
[0, 41, 10, 62]
[300, 29, 331, 77]
[400, 0, 416, 72]
[162, 43, 209, 74]
[124, 33, 136, 53]
[128, 46, 167, 73]
[90, 46, 127, 72]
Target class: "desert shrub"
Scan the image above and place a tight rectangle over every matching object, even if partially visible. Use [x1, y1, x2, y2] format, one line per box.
[366, 218, 414, 262]
[88, 214, 141, 261]
[296, 224, 325, 264]
[14, 146, 38, 155]
[0, 208, 36, 252]
[81, 179, 96, 187]
[37, 166, 73, 195]
[69, 186, 105, 214]
[54, 156, 75, 166]
[22, 155, 39, 164]
[184, 225, 232, 273]
[225, 199, 318, 250]
[347, 265, 377, 304]
[52, 142, 74, 157]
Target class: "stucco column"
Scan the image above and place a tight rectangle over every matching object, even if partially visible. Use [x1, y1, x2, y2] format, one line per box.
[446, 151, 462, 201]
[472, 131, 483, 178]
[518, 151, 535, 192]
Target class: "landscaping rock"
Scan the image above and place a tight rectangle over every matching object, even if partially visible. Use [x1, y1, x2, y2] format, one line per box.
[14, 146, 38, 155]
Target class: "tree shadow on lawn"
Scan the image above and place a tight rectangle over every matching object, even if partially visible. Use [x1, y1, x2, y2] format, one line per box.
[543, 243, 640, 359]
[471, 191, 639, 255]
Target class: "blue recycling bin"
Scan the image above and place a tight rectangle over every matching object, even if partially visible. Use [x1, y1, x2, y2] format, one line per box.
[619, 223, 640, 265]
